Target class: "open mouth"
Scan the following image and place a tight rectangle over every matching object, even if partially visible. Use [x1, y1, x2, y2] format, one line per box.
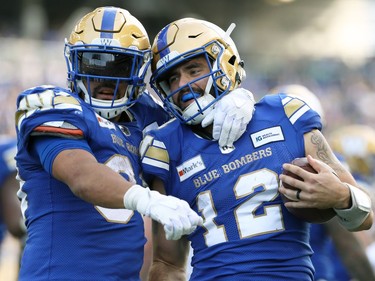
[94, 87, 116, 100]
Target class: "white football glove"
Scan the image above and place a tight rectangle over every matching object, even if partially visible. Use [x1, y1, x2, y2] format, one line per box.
[201, 88, 255, 148]
[123, 185, 203, 240]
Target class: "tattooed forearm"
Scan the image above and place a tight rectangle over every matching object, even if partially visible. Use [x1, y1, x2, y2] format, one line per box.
[309, 130, 346, 174]
[310, 131, 332, 164]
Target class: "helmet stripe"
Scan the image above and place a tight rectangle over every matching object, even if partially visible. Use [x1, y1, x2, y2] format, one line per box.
[157, 24, 170, 58]
[100, 8, 116, 39]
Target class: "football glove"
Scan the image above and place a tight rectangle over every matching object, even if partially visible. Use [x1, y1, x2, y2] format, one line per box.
[202, 88, 255, 148]
[123, 185, 203, 240]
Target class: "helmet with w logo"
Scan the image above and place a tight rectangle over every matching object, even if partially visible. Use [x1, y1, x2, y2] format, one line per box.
[65, 6, 151, 119]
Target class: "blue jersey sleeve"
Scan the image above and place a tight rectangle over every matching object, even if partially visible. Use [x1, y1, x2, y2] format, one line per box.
[16, 86, 88, 150]
[140, 119, 182, 186]
[129, 91, 170, 134]
[32, 136, 93, 174]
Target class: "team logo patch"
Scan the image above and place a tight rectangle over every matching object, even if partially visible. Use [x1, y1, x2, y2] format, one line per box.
[176, 155, 206, 182]
[250, 126, 284, 148]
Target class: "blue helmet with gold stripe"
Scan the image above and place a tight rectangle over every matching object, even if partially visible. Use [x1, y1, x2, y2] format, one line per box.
[150, 17, 246, 124]
[64, 6, 151, 119]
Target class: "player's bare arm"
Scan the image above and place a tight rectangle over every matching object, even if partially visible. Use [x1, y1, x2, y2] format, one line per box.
[52, 148, 132, 208]
[148, 177, 190, 281]
[279, 130, 351, 209]
[325, 219, 375, 281]
[53, 148, 202, 240]
[280, 129, 373, 231]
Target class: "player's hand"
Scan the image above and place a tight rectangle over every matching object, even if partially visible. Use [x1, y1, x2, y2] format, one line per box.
[123, 185, 203, 240]
[147, 194, 203, 240]
[201, 88, 255, 148]
[279, 155, 350, 210]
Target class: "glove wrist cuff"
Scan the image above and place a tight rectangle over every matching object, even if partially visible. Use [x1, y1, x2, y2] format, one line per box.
[123, 185, 150, 215]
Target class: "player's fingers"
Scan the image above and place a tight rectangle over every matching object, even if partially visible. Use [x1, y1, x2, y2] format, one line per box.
[218, 116, 234, 147]
[282, 163, 314, 180]
[188, 212, 203, 227]
[201, 108, 215, 128]
[279, 182, 300, 200]
[306, 155, 332, 174]
[296, 189, 302, 200]
[164, 219, 183, 240]
[164, 224, 173, 240]
[279, 173, 304, 190]
[212, 111, 226, 140]
[227, 118, 243, 144]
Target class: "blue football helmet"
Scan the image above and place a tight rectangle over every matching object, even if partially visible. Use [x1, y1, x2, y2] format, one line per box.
[64, 6, 151, 119]
[150, 17, 246, 124]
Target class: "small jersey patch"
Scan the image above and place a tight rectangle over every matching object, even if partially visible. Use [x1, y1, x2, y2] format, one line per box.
[176, 155, 206, 182]
[250, 126, 284, 148]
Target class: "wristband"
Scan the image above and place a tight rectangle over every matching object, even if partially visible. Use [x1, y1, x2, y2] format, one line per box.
[334, 183, 372, 231]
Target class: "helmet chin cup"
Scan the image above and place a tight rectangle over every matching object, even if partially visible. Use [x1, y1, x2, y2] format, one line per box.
[77, 80, 128, 119]
[182, 93, 215, 125]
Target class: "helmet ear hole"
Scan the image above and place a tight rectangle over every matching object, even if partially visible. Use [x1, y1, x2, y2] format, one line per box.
[228, 55, 236, 66]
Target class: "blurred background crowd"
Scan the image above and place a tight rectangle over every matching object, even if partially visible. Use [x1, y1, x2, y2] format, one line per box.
[1, 0, 375, 135]
[1, 0, 375, 280]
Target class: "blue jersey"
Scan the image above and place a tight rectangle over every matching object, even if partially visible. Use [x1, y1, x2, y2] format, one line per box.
[328, 240, 352, 281]
[15, 86, 168, 281]
[0, 137, 17, 243]
[310, 225, 352, 281]
[309, 224, 336, 280]
[309, 153, 352, 281]
[140, 93, 322, 281]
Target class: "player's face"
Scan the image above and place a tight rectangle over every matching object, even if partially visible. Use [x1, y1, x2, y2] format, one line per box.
[80, 52, 132, 101]
[84, 79, 129, 101]
[166, 56, 210, 110]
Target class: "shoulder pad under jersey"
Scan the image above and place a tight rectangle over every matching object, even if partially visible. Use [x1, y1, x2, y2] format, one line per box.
[261, 94, 322, 130]
[16, 85, 84, 139]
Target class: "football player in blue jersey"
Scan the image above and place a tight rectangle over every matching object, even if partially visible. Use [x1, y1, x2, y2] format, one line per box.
[271, 84, 375, 281]
[0, 136, 25, 241]
[139, 18, 373, 281]
[14, 7, 256, 281]
[0, 136, 25, 279]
